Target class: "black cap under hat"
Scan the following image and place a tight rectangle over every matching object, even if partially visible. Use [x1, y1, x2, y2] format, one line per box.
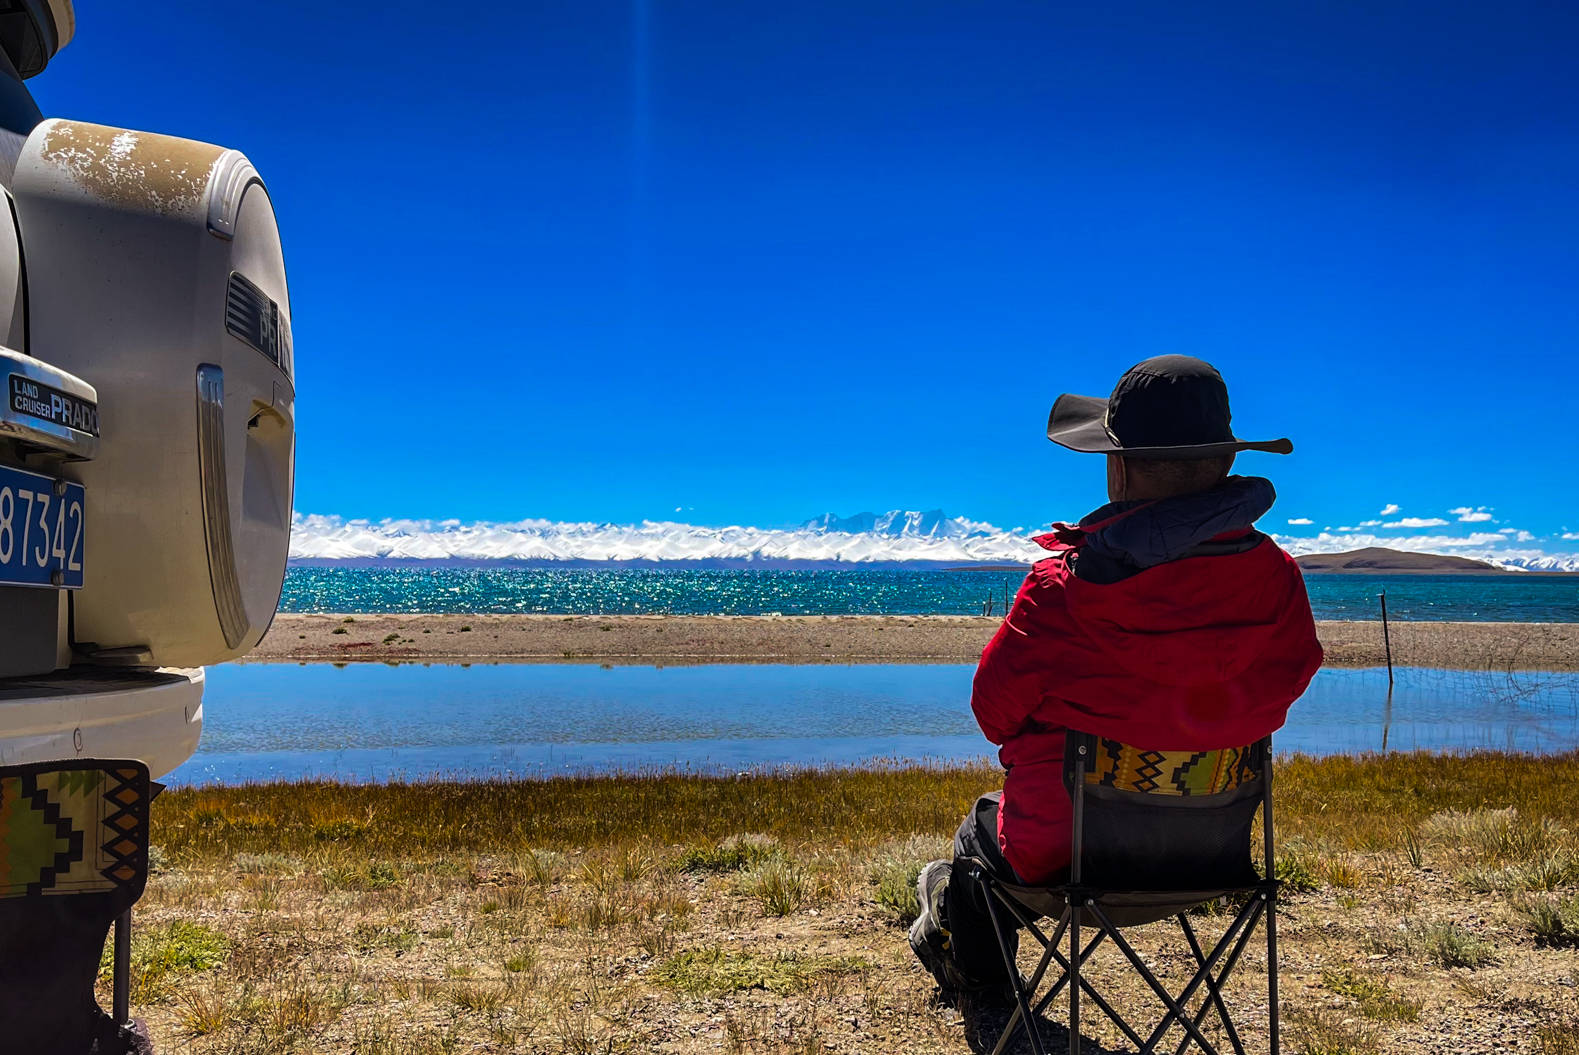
[1046, 355, 1293, 460]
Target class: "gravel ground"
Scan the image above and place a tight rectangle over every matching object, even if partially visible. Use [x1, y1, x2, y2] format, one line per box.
[253, 614, 1579, 671]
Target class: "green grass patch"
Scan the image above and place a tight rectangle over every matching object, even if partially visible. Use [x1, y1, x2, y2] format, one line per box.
[867, 834, 949, 925]
[1460, 853, 1576, 893]
[1321, 967, 1421, 1022]
[354, 923, 419, 954]
[102, 920, 227, 1001]
[678, 833, 781, 873]
[651, 948, 871, 996]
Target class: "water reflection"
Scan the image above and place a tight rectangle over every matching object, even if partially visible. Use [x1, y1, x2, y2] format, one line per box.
[168, 662, 1579, 786]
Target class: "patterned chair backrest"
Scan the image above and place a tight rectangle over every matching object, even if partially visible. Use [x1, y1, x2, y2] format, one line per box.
[1063, 733, 1268, 892]
[0, 761, 150, 900]
[0, 760, 152, 1054]
[1077, 738, 1263, 798]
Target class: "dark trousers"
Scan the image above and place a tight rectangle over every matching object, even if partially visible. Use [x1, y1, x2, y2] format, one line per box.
[944, 791, 1036, 987]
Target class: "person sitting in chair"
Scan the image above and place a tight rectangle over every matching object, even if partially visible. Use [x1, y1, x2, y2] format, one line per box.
[910, 355, 1324, 1007]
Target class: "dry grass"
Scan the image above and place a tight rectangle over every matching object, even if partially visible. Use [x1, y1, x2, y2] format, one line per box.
[111, 751, 1579, 1053]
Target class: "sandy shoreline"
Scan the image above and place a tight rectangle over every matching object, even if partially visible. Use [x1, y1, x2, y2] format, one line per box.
[252, 613, 1579, 671]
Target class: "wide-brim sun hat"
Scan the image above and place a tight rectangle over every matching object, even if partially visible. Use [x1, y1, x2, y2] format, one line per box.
[1047, 354, 1293, 460]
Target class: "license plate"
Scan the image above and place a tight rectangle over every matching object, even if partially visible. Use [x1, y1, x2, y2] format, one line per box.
[0, 464, 84, 589]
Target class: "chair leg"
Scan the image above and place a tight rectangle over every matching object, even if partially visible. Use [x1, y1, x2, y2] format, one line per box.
[994, 939, 1060, 1055]
[1090, 902, 1248, 1055]
[982, 878, 1049, 1055]
[1266, 890, 1280, 1055]
[113, 908, 131, 1025]
[1171, 908, 1266, 1055]
[1174, 914, 1248, 1055]
[1069, 903, 1081, 1055]
[1038, 930, 1151, 1052]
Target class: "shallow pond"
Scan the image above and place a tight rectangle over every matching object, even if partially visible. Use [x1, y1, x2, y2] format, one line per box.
[165, 662, 1579, 785]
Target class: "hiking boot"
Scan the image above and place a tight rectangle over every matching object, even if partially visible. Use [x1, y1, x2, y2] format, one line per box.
[909, 859, 1022, 1010]
[909, 860, 973, 997]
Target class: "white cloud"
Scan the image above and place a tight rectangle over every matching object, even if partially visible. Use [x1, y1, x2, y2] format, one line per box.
[1379, 503, 1400, 516]
[1286, 517, 1313, 526]
[1498, 528, 1515, 534]
[1383, 517, 1449, 528]
[1513, 530, 1535, 542]
[1448, 506, 1495, 523]
[1563, 532, 1579, 541]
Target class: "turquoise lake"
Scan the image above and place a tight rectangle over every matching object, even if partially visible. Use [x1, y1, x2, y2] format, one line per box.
[168, 662, 1579, 786]
[280, 567, 1579, 622]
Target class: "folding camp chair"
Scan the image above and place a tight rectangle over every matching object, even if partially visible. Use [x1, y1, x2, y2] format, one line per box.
[0, 759, 155, 1054]
[958, 732, 1280, 1055]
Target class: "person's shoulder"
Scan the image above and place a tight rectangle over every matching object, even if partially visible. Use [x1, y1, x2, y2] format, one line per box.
[1022, 554, 1076, 606]
[1250, 534, 1308, 574]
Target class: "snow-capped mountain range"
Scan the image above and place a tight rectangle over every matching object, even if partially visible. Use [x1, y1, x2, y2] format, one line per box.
[287, 510, 1579, 571]
[287, 510, 1041, 567]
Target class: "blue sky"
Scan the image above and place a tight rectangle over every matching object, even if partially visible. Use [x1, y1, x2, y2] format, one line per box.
[35, 2, 1579, 553]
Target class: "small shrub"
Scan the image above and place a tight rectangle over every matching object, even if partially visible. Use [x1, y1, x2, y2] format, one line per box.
[504, 948, 537, 973]
[1274, 854, 1320, 894]
[1422, 808, 1570, 863]
[325, 861, 400, 891]
[1419, 921, 1496, 969]
[1511, 893, 1579, 947]
[520, 848, 566, 887]
[459, 625, 472, 633]
[234, 851, 299, 875]
[871, 858, 923, 925]
[1402, 827, 1424, 869]
[744, 856, 808, 917]
[1539, 1019, 1579, 1055]
[1285, 1006, 1378, 1055]
[382, 632, 401, 644]
[1322, 858, 1364, 889]
[331, 627, 348, 635]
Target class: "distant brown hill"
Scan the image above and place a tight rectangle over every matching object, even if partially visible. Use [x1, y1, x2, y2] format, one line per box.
[1295, 547, 1500, 574]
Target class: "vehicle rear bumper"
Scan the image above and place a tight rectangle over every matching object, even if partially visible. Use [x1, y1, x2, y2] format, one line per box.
[0, 666, 203, 779]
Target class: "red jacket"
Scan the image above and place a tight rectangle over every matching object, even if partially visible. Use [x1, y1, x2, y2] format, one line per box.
[971, 516, 1323, 883]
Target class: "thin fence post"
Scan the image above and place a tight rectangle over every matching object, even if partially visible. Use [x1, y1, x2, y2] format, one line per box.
[1379, 590, 1394, 688]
